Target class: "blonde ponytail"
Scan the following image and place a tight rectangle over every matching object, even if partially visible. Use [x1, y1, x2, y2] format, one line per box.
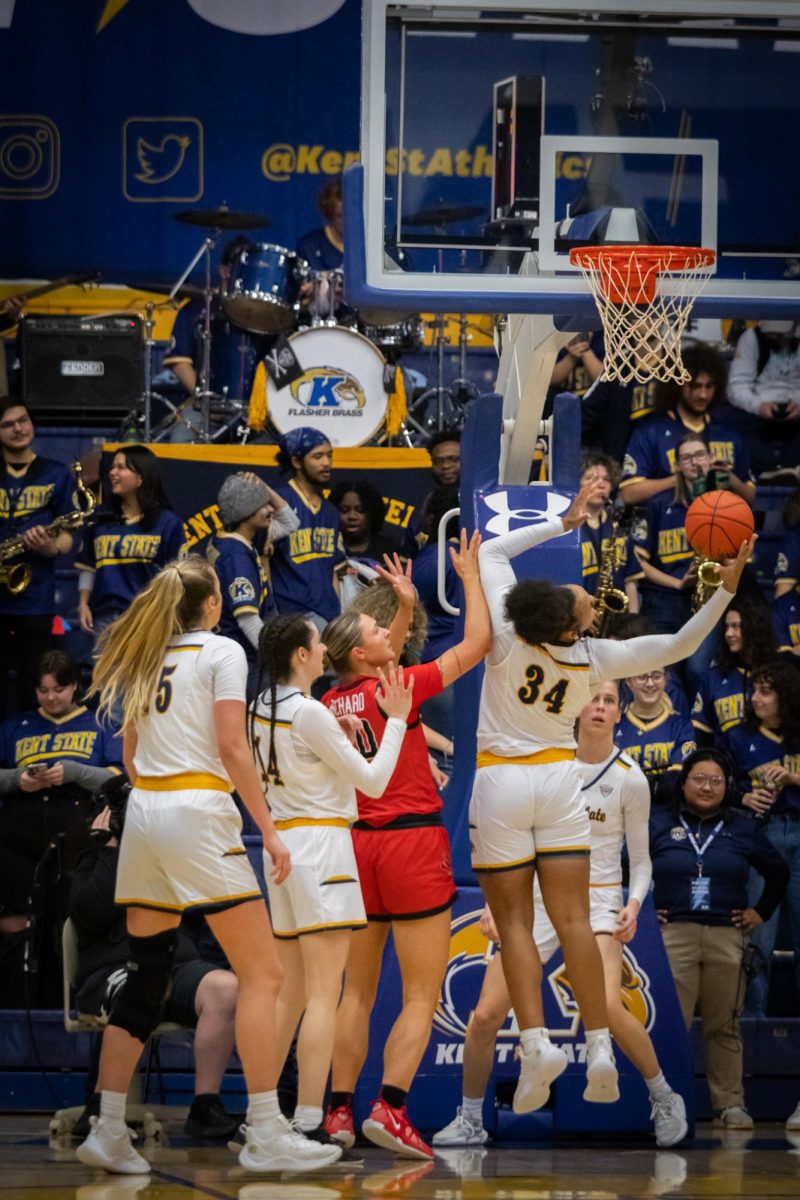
[90, 557, 217, 728]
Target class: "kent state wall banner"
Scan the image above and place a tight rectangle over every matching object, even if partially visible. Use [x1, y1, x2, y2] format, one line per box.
[102, 444, 432, 554]
[0, 0, 496, 283]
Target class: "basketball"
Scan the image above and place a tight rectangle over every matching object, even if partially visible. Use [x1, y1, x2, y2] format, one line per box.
[684, 491, 754, 559]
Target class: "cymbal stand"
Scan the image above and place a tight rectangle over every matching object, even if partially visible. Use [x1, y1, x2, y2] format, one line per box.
[168, 231, 219, 443]
[408, 315, 459, 435]
[449, 313, 479, 408]
[141, 302, 156, 442]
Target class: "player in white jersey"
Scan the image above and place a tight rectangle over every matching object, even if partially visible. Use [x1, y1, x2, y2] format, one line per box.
[249, 611, 414, 1156]
[472, 470, 753, 1115]
[436, 681, 688, 1151]
[76, 558, 341, 1177]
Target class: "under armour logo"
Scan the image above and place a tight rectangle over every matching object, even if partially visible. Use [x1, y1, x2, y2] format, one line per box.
[481, 489, 570, 537]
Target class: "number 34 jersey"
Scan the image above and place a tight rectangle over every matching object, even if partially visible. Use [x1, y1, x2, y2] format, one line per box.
[477, 637, 597, 758]
[132, 631, 247, 786]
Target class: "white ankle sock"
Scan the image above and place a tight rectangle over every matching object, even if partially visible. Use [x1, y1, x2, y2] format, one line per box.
[248, 1090, 281, 1132]
[293, 1104, 323, 1132]
[645, 1071, 672, 1100]
[99, 1090, 127, 1133]
[585, 1027, 611, 1047]
[462, 1095, 484, 1124]
[519, 1026, 550, 1055]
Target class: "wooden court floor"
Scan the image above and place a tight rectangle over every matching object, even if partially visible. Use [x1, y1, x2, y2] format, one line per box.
[2, 1116, 800, 1200]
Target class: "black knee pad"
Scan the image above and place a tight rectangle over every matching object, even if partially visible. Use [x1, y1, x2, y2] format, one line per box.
[107, 927, 178, 1043]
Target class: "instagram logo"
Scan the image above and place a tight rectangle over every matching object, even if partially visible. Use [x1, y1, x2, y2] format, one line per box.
[0, 115, 60, 198]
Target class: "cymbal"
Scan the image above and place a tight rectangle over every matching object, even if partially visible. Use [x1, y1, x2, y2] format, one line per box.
[402, 204, 484, 227]
[174, 206, 271, 230]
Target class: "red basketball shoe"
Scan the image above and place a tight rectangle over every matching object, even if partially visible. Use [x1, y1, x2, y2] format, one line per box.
[322, 1102, 356, 1149]
[362, 1099, 433, 1160]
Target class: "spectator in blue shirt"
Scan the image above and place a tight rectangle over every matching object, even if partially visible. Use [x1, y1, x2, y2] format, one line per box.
[692, 600, 778, 743]
[721, 658, 800, 1016]
[270, 428, 344, 628]
[77, 445, 185, 641]
[620, 343, 755, 509]
[650, 749, 788, 1130]
[0, 398, 76, 718]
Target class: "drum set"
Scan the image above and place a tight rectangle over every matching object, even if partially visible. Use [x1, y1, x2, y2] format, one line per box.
[143, 206, 431, 448]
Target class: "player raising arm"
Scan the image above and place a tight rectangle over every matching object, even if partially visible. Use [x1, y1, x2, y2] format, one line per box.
[471, 470, 752, 1115]
[319, 529, 490, 1160]
[76, 558, 341, 1177]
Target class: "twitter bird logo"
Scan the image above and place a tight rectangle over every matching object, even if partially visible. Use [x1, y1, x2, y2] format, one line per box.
[124, 117, 203, 203]
[134, 134, 191, 185]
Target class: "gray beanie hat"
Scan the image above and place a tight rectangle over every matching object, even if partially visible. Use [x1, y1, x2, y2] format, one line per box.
[217, 473, 270, 527]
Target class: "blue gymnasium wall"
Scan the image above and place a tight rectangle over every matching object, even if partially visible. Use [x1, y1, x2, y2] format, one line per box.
[1, 3, 795, 283]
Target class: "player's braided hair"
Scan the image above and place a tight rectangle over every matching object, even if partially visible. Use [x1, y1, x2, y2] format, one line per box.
[249, 615, 314, 790]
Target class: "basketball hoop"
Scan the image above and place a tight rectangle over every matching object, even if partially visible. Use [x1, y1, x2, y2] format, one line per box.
[569, 245, 716, 385]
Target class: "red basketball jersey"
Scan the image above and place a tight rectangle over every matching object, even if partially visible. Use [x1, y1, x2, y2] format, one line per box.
[322, 661, 444, 826]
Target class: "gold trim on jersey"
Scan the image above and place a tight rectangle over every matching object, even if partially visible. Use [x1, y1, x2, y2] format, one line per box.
[274, 919, 368, 939]
[165, 644, 205, 653]
[36, 704, 88, 725]
[476, 748, 575, 769]
[135, 772, 231, 792]
[116, 889, 262, 912]
[536, 845, 591, 856]
[539, 646, 590, 670]
[274, 816, 351, 830]
[472, 853, 537, 872]
[590, 880, 623, 888]
[252, 715, 294, 730]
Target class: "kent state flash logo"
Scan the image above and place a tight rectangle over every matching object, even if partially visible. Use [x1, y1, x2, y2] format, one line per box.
[289, 367, 366, 414]
[431, 909, 656, 1066]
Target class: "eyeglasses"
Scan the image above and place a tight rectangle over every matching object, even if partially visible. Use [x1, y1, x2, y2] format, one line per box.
[687, 774, 725, 788]
[432, 455, 460, 467]
[677, 450, 709, 464]
[632, 671, 664, 683]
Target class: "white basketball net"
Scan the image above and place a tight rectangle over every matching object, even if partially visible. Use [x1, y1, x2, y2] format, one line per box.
[570, 246, 716, 385]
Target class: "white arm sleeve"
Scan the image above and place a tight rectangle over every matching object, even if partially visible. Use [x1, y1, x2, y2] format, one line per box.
[270, 506, 300, 542]
[588, 584, 731, 684]
[78, 570, 94, 595]
[622, 768, 652, 906]
[479, 516, 567, 659]
[293, 701, 407, 798]
[237, 611, 263, 651]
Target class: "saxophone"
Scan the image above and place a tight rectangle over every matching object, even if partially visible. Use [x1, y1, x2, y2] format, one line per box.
[593, 509, 629, 636]
[691, 553, 722, 611]
[0, 461, 96, 594]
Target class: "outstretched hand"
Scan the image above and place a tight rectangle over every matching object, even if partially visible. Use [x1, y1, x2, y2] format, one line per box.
[449, 528, 482, 578]
[561, 469, 606, 531]
[715, 535, 757, 594]
[375, 663, 414, 721]
[375, 553, 415, 608]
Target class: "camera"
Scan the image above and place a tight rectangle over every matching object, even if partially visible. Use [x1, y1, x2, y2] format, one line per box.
[89, 774, 131, 842]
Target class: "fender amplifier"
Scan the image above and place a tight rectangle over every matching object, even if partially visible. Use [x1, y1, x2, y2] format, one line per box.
[20, 315, 143, 416]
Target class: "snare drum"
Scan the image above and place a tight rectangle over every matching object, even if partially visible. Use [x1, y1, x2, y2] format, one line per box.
[222, 243, 307, 333]
[267, 325, 388, 448]
[358, 314, 422, 359]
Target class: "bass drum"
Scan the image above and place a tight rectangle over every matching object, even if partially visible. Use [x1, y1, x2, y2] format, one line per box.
[267, 325, 388, 448]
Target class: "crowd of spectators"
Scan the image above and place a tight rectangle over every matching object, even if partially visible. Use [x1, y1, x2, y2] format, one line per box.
[0, 318, 799, 1126]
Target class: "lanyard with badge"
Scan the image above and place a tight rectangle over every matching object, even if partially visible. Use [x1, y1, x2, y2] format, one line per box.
[680, 815, 723, 911]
